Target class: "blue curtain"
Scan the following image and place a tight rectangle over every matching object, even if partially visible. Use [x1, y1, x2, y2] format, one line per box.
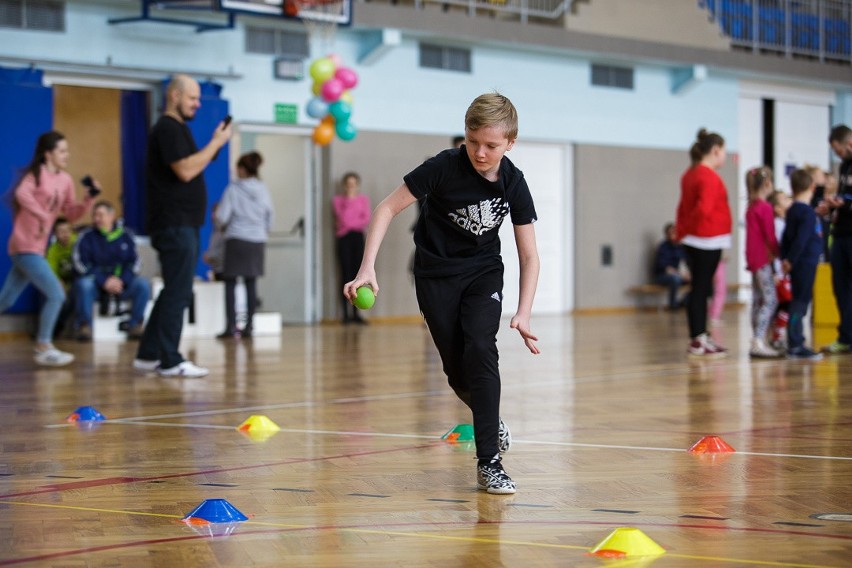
[0, 66, 53, 314]
[120, 90, 150, 234]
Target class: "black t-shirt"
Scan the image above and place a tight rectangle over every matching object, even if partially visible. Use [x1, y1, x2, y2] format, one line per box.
[404, 147, 537, 278]
[833, 157, 852, 237]
[145, 115, 207, 233]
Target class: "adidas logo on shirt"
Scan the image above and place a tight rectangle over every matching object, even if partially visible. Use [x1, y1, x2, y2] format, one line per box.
[448, 198, 510, 236]
[491, 292, 501, 302]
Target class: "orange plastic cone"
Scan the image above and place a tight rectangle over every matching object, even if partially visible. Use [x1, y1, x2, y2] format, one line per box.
[688, 435, 735, 454]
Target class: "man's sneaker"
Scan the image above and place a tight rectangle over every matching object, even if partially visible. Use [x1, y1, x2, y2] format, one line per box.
[158, 360, 209, 378]
[498, 417, 512, 454]
[133, 358, 160, 372]
[687, 333, 727, 359]
[477, 455, 516, 495]
[787, 347, 824, 361]
[749, 338, 781, 359]
[34, 346, 74, 367]
[822, 341, 852, 354]
[126, 324, 145, 341]
[75, 325, 92, 342]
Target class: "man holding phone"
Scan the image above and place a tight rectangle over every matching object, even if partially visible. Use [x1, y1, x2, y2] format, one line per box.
[133, 73, 232, 377]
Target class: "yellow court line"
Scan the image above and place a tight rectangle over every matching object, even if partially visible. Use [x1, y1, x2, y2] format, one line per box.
[0, 500, 841, 568]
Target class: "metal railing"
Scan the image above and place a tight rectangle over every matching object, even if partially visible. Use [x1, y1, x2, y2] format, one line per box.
[699, 0, 852, 63]
[412, 0, 574, 23]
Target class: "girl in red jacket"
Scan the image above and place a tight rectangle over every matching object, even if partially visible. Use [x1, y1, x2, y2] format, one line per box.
[676, 129, 732, 358]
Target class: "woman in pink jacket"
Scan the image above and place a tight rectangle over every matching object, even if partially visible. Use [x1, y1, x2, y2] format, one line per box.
[676, 129, 732, 359]
[332, 172, 371, 324]
[0, 131, 97, 366]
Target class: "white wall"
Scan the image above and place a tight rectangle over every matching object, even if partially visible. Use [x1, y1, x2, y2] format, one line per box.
[498, 141, 573, 315]
[0, 1, 744, 153]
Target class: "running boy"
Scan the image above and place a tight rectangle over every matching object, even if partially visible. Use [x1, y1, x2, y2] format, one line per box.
[781, 169, 823, 360]
[343, 93, 540, 495]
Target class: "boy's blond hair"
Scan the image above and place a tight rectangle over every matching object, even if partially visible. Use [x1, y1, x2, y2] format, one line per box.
[465, 93, 518, 141]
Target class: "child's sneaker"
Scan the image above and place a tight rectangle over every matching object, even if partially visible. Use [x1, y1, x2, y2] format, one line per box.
[786, 347, 824, 361]
[749, 338, 781, 358]
[498, 417, 511, 454]
[822, 341, 852, 354]
[477, 455, 516, 495]
[687, 333, 727, 359]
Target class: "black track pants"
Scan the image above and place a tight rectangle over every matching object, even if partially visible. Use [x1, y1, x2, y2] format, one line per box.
[415, 266, 504, 459]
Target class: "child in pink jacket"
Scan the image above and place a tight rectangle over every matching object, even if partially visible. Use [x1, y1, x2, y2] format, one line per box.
[745, 166, 781, 357]
[0, 131, 97, 366]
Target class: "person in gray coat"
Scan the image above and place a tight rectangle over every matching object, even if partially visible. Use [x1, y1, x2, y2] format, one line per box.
[214, 151, 274, 338]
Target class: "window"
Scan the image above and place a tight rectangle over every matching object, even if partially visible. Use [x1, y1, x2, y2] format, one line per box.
[245, 25, 309, 58]
[419, 43, 472, 73]
[591, 64, 634, 90]
[0, 0, 64, 31]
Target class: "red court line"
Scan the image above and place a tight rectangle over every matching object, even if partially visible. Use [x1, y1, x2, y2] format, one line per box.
[0, 519, 850, 566]
[0, 442, 441, 499]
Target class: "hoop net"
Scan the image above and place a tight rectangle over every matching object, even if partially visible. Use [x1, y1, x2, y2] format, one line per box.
[286, 0, 344, 52]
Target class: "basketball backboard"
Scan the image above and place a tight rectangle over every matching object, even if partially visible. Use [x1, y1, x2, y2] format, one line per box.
[218, 0, 351, 25]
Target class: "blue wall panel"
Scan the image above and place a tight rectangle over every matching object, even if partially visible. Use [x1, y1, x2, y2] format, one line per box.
[0, 68, 53, 314]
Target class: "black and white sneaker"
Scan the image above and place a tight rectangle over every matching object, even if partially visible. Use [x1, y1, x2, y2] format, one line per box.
[498, 417, 512, 454]
[477, 455, 516, 495]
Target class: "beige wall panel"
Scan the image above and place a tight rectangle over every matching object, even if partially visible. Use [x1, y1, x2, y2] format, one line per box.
[327, 130, 451, 321]
[574, 143, 739, 310]
[53, 85, 123, 224]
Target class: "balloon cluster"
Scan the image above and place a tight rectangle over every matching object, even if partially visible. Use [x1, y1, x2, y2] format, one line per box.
[306, 54, 358, 145]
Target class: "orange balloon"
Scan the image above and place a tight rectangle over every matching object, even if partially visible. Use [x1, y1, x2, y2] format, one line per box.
[321, 114, 335, 126]
[312, 123, 334, 146]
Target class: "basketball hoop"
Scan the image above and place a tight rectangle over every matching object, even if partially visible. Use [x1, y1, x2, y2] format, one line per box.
[286, 0, 345, 51]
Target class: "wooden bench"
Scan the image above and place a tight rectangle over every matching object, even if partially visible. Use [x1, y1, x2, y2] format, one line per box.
[627, 283, 749, 310]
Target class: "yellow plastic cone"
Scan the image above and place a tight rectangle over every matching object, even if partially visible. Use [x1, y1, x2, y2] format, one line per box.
[237, 415, 281, 442]
[588, 527, 666, 558]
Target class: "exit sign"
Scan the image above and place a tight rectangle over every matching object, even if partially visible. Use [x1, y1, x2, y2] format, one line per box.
[274, 103, 298, 124]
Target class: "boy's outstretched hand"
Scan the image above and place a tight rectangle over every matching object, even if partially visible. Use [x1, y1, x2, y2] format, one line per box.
[343, 269, 379, 304]
[510, 315, 540, 354]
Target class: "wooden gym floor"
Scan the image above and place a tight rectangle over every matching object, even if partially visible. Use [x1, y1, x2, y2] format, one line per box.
[1, 308, 851, 567]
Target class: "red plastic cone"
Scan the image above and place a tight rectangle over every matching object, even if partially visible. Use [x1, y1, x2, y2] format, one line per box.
[688, 435, 735, 454]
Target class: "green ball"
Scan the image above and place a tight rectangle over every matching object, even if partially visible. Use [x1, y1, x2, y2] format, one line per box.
[353, 286, 375, 310]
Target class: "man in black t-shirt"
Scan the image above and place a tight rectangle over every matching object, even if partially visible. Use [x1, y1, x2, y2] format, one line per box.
[133, 74, 232, 377]
[343, 93, 540, 495]
[822, 125, 852, 354]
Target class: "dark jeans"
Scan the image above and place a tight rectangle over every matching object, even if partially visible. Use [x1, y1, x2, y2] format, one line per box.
[415, 267, 503, 460]
[337, 231, 365, 322]
[683, 246, 721, 339]
[654, 272, 686, 309]
[830, 234, 852, 344]
[788, 261, 818, 350]
[136, 226, 198, 368]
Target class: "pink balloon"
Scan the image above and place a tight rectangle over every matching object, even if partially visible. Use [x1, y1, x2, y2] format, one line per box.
[326, 53, 343, 70]
[335, 67, 358, 90]
[321, 78, 344, 102]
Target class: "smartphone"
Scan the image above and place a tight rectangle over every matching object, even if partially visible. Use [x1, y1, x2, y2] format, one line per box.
[222, 115, 232, 127]
[81, 175, 100, 197]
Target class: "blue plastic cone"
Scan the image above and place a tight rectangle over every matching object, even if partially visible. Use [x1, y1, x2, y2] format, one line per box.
[181, 499, 248, 524]
[66, 406, 106, 422]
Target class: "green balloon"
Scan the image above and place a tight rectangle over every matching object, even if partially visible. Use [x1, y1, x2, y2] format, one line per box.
[336, 120, 357, 142]
[309, 58, 335, 83]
